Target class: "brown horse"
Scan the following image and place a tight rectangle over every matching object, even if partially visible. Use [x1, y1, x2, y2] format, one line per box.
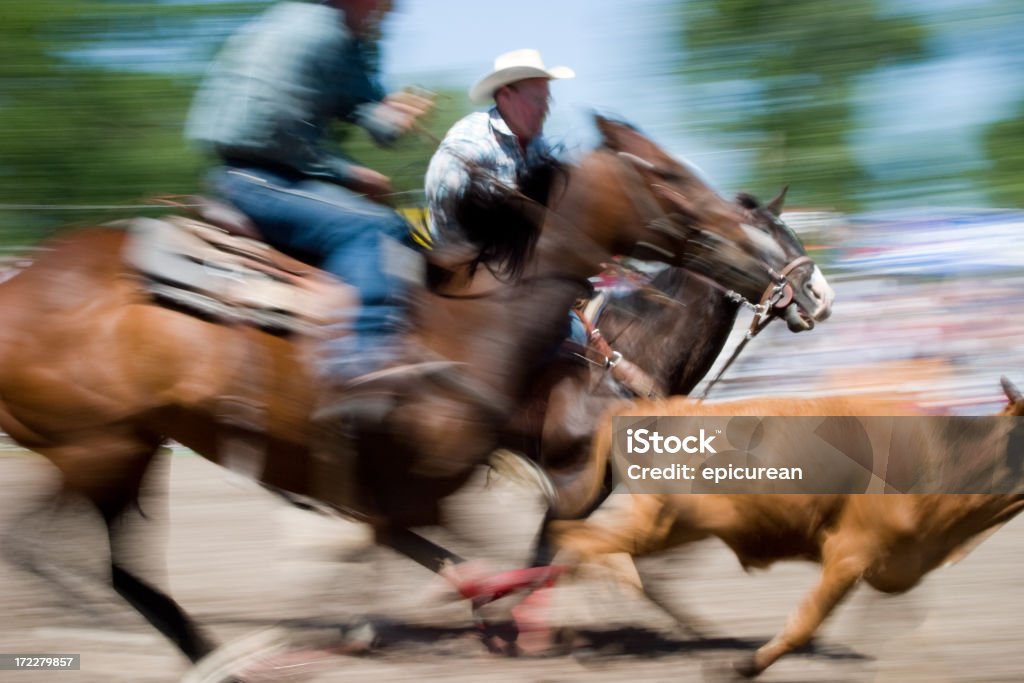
[548, 385, 1024, 678]
[0, 116, 822, 666]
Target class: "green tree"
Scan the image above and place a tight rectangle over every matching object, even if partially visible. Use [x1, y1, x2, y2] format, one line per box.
[972, 0, 1024, 209]
[677, 0, 931, 211]
[0, 2, 262, 242]
[980, 108, 1024, 207]
[0, 1, 464, 245]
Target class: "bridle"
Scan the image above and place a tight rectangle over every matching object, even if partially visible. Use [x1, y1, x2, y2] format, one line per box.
[430, 270, 593, 301]
[611, 150, 817, 399]
[613, 150, 813, 318]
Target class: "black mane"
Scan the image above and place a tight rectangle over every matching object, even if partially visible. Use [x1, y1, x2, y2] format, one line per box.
[736, 192, 761, 210]
[454, 154, 566, 281]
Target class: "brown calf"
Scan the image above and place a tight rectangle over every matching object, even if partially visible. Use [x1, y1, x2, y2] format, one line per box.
[551, 385, 1024, 677]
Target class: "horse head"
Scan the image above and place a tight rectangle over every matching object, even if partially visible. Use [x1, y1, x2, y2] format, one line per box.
[587, 115, 832, 330]
[736, 189, 834, 331]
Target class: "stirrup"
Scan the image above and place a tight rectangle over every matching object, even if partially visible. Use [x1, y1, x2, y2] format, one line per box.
[342, 360, 464, 391]
[313, 360, 467, 427]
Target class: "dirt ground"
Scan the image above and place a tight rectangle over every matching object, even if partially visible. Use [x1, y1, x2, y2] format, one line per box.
[1, 449, 1023, 683]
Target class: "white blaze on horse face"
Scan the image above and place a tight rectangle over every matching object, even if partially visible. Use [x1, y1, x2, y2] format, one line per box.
[739, 222, 834, 323]
[806, 266, 835, 321]
[739, 223, 787, 265]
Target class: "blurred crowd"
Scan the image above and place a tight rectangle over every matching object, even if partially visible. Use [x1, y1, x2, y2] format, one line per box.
[699, 210, 1024, 415]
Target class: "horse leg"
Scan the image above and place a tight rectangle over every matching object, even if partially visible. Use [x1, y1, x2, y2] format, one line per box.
[526, 460, 615, 566]
[1, 489, 115, 616]
[109, 561, 216, 663]
[735, 535, 869, 678]
[41, 436, 217, 663]
[4, 436, 216, 663]
[378, 526, 467, 572]
[378, 527, 560, 606]
[95, 450, 218, 663]
[525, 371, 630, 568]
[527, 445, 614, 566]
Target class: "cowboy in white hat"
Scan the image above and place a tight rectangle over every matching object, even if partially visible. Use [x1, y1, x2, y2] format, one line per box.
[425, 49, 655, 396]
[425, 49, 594, 364]
[425, 48, 574, 246]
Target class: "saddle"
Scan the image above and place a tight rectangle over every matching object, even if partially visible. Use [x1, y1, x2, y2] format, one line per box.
[124, 197, 356, 335]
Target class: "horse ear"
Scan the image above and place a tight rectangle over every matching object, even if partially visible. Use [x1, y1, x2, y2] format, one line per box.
[766, 185, 789, 217]
[595, 114, 627, 151]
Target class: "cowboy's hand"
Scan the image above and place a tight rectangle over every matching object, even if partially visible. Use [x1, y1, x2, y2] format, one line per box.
[348, 166, 393, 199]
[379, 88, 435, 134]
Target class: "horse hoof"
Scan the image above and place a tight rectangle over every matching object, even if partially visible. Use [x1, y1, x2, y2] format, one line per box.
[182, 626, 343, 683]
[732, 654, 763, 679]
[479, 625, 519, 657]
[338, 619, 377, 653]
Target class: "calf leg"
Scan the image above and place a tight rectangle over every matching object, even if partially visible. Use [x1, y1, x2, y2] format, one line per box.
[550, 494, 705, 561]
[737, 537, 868, 678]
[633, 558, 716, 638]
[559, 496, 717, 636]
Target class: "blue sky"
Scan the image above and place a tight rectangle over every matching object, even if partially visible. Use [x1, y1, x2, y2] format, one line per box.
[78, 0, 1024, 205]
[380, 0, 708, 166]
[380, 0, 1024, 204]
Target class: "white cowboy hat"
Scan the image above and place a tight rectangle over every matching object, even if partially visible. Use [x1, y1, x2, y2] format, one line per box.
[468, 49, 575, 105]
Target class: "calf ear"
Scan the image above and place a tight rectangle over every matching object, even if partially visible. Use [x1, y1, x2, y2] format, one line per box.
[766, 185, 789, 217]
[1000, 376, 1024, 415]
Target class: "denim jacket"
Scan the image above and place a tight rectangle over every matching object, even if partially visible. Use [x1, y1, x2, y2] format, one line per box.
[186, 1, 400, 185]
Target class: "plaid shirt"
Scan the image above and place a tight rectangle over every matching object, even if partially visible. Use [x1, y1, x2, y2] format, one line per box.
[186, 1, 400, 185]
[425, 107, 554, 243]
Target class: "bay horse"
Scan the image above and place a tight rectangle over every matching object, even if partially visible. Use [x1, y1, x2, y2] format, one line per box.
[597, 189, 833, 398]
[504, 188, 833, 584]
[0, 116, 822, 669]
[547, 384, 1024, 678]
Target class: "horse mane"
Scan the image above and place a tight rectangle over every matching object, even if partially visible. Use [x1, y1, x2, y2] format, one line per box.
[454, 154, 567, 281]
[736, 192, 761, 211]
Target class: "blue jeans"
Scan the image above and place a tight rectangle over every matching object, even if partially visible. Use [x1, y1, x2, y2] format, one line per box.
[209, 165, 412, 360]
[567, 309, 588, 347]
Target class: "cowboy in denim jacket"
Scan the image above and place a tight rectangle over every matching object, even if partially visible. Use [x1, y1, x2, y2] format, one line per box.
[187, 0, 432, 384]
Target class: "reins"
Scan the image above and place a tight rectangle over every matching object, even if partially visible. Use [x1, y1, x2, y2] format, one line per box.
[430, 271, 593, 301]
[609, 151, 819, 400]
[694, 253, 814, 401]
